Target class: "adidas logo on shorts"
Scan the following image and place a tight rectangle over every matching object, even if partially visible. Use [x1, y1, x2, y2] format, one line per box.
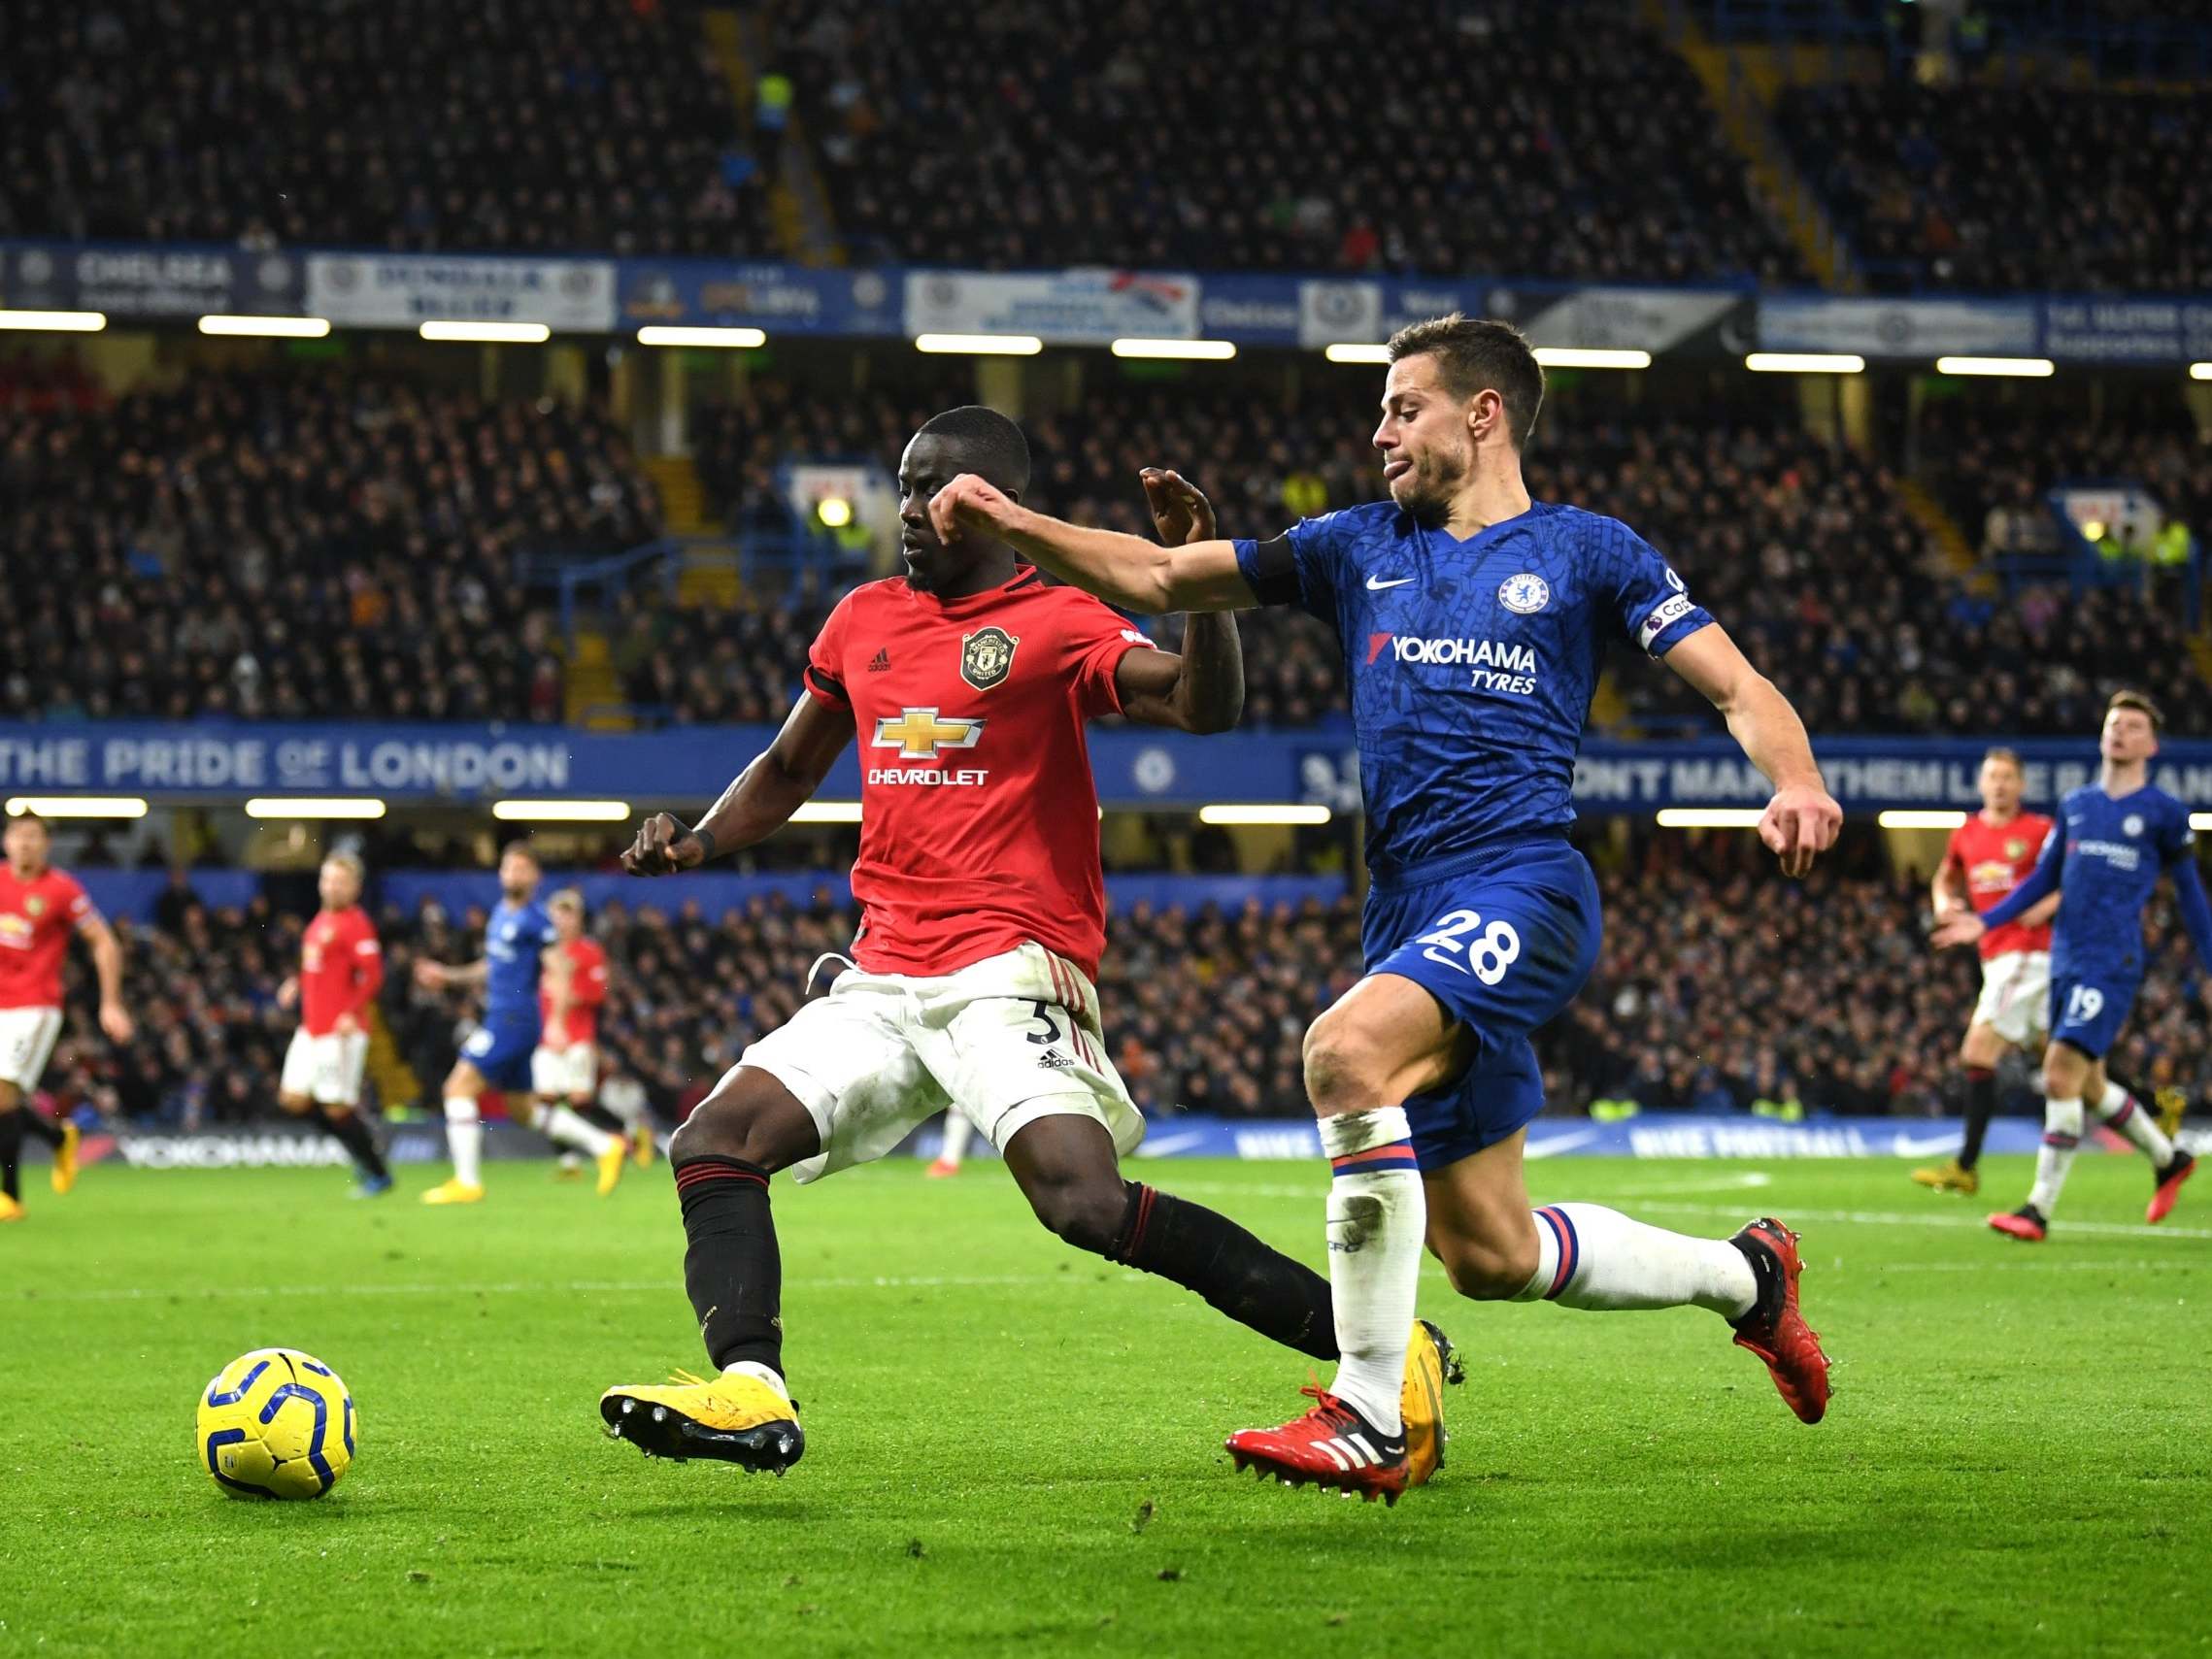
[1036, 1049, 1073, 1071]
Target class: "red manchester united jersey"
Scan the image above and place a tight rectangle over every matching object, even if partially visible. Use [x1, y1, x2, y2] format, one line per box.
[540, 937, 608, 1045]
[803, 567, 1155, 979]
[0, 866, 90, 1010]
[1945, 811, 2055, 959]
[299, 905, 384, 1036]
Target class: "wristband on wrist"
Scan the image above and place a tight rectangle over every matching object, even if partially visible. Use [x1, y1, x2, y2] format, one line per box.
[688, 823, 718, 862]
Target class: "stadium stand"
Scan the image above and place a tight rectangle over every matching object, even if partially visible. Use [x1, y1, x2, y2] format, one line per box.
[0, 0, 771, 255]
[0, 368, 657, 720]
[1775, 83, 2212, 292]
[772, 0, 1807, 282]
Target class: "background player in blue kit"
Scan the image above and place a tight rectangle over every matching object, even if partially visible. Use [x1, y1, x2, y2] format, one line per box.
[1935, 691, 2202, 1240]
[933, 314, 1844, 1502]
[415, 841, 559, 1206]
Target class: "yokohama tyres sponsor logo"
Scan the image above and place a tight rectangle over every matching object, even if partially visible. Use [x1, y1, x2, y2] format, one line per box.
[116, 1133, 352, 1170]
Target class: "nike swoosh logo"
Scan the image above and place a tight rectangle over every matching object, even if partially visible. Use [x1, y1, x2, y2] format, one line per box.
[1364, 575, 1416, 590]
[1133, 1130, 1212, 1158]
[1525, 1127, 1605, 1159]
[1892, 1131, 1962, 1158]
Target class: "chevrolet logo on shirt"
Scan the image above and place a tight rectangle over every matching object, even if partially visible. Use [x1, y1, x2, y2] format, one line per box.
[872, 708, 986, 758]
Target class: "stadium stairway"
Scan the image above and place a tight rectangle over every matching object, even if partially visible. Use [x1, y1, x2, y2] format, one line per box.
[1648, 0, 1866, 292]
[563, 628, 632, 731]
[1895, 477, 1985, 582]
[365, 1009, 423, 1116]
[702, 8, 843, 264]
[641, 454, 713, 536]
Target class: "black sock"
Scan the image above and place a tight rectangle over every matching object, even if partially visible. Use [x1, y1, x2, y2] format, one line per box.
[1108, 1182, 1338, 1360]
[674, 1154, 784, 1377]
[1960, 1068, 1996, 1171]
[18, 1111, 60, 1148]
[317, 1107, 390, 1181]
[582, 1104, 626, 1136]
[0, 1111, 21, 1201]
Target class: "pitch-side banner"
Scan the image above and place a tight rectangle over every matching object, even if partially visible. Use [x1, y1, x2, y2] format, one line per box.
[305, 254, 618, 330]
[1121, 1116, 2115, 1161]
[1759, 295, 2041, 358]
[902, 269, 1200, 343]
[618, 259, 899, 337]
[0, 241, 304, 317]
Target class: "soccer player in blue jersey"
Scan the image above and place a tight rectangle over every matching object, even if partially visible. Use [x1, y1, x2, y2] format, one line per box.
[1933, 691, 2201, 1240]
[931, 314, 1843, 1501]
[412, 842, 589, 1205]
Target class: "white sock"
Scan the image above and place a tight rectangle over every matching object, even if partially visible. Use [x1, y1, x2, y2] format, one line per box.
[601, 1091, 646, 1133]
[2096, 1082, 2174, 1166]
[444, 1095, 484, 1187]
[938, 1112, 974, 1166]
[2028, 1096, 2085, 1216]
[1513, 1203, 1757, 1318]
[721, 1360, 790, 1402]
[543, 1104, 619, 1156]
[1319, 1108, 1424, 1437]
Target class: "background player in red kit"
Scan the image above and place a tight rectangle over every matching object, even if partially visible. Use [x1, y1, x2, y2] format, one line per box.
[596, 407, 1457, 1478]
[1915, 747, 2059, 1194]
[527, 888, 631, 1193]
[276, 850, 392, 1196]
[0, 813, 131, 1221]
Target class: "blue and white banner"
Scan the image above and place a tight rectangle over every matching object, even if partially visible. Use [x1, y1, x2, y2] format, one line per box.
[618, 259, 898, 337]
[2040, 297, 2212, 365]
[0, 241, 304, 317]
[305, 253, 618, 330]
[902, 268, 1200, 343]
[9, 723, 2212, 813]
[1759, 295, 2042, 358]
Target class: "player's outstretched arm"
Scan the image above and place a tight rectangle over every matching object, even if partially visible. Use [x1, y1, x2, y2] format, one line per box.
[623, 692, 855, 876]
[1114, 468, 1245, 733]
[930, 473, 1255, 615]
[2166, 855, 2212, 978]
[1935, 819, 2061, 948]
[1663, 625, 1841, 878]
[79, 913, 133, 1043]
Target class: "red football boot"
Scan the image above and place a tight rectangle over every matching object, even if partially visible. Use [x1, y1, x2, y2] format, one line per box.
[1225, 1386, 1409, 1506]
[1726, 1216, 1831, 1424]
[2148, 1150, 2195, 1225]
[1988, 1205, 2048, 1243]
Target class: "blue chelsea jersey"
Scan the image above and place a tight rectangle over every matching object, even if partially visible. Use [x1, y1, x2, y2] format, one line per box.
[1235, 500, 1713, 878]
[484, 898, 556, 1024]
[2037, 784, 2194, 978]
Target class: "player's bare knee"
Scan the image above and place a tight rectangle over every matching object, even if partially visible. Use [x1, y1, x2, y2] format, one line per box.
[1026, 1170, 1125, 1255]
[277, 1094, 314, 1117]
[671, 1072, 812, 1172]
[1434, 1233, 1538, 1302]
[1301, 1013, 1388, 1116]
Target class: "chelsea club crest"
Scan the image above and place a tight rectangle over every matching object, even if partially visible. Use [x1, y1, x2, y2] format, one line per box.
[1498, 573, 1551, 615]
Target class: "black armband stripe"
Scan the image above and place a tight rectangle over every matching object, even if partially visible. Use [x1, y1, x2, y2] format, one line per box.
[1242, 535, 1304, 608]
[803, 664, 850, 705]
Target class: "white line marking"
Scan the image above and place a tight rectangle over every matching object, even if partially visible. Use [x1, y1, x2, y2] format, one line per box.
[9, 1272, 1064, 1307]
[1630, 1200, 2212, 1242]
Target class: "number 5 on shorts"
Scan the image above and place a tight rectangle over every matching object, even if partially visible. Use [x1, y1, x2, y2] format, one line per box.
[1415, 909, 1522, 985]
[2062, 984, 2104, 1025]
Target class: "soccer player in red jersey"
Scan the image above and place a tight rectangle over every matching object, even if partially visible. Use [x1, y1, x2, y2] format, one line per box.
[524, 888, 629, 1194]
[275, 851, 392, 1196]
[1914, 747, 2059, 1195]
[0, 813, 132, 1221]
[598, 407, 1458, 1478]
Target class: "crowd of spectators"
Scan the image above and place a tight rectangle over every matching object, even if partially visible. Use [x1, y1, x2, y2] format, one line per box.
[771, 0, 1804, 283]
[1777, 83, 2212, 293]
[1, 367, 657, 721]
[33, 838, 2212, 1131]
[0, 0, 770, 256]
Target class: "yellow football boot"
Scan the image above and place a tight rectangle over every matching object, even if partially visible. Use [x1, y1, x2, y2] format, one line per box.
[1911, 1159, 1977, 1195]
[631, 1129, 654, 1170]
[552, 1159, 586, 1181]
[2155, 1086, 2188, 1143]
[600, 1370, 804, 1473]
[419, 1178, 486, 1206]
[1401, 1317, 1465, 1487]
[594, 1140, 627, 1197]
[0, 1193, 24, 1222]
[50, 1121, 80, 1195]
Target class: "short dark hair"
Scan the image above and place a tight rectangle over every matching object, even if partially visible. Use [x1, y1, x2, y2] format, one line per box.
[6, 811, 46, 833]
[914, 405, 1030, 495]
[1386, 314, 1546, 449]
[499, 839, 540, 866]
[2109, 689, 2163, 732]
[1981, 746, 2023, 771]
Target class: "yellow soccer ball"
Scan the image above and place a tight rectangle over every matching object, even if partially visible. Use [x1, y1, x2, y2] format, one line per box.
[196, 1347, 356, 1500]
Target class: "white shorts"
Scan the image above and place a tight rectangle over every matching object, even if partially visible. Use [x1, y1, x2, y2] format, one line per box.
[736, 941, 1144, 1184]
[280, 1029, 370, 1107]
[531, 1042, 599, 1099]
[1972, 950, 2051, 1049]
[0, 1006, 63, 1090]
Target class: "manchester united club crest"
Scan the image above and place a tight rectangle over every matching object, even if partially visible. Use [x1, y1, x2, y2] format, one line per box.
[2004, 838, 2027, 860]
[960, 626, 1019, 691]
[23, 895, 44, 918]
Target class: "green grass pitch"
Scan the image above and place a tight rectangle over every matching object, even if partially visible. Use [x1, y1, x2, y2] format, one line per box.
[3, 1154, 2207, 1657]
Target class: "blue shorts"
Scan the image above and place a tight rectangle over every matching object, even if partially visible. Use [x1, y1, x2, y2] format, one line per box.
[460, 1019, 540, 1092]
[1361, 835, 1601, 1173]
[2049, 971, 2138, 1060]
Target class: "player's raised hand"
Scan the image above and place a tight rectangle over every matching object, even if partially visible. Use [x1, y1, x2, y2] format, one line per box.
[622, 812, 705, 877]
[1141, 467, 1216, 546]
[928, 473, 1018, 545]
[1758, 781, 1842, 879]
[413, 958, 447, 990]
[276, 975, 299, 1010]
[98, 1000, 133, 1044]
[1930, 911, 1987, 950]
